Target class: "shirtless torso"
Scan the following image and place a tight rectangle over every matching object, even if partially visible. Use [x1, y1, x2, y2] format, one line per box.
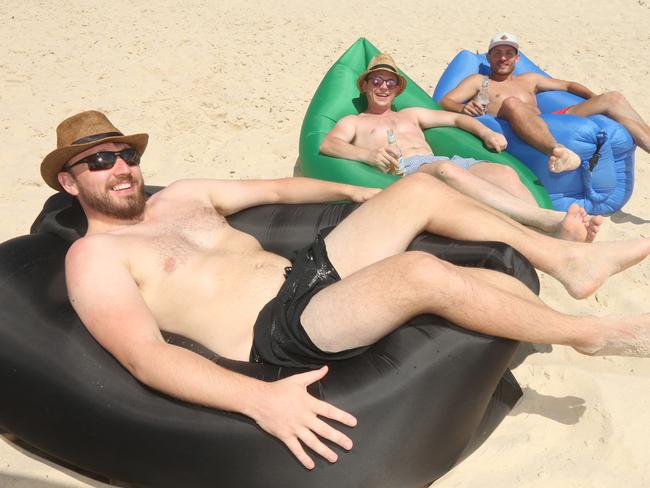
[71, 183, 289, 361]
[465, 73, 542, 115]
[346, 109, 433, 158]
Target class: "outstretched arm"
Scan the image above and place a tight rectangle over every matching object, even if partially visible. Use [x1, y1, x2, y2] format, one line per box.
[439, 74, 486, 116]
[165, 177, 380, 217]
[65, 236, 357, 469]
[409, 108, 507, 152]
[534, 75, 596, 99]
[320, 115, 400, 173]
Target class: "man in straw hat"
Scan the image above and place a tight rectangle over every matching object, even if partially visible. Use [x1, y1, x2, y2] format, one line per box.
[440, 32, 650, 172]
[320, 52, 603, 243]
[47, 110, 650, 470]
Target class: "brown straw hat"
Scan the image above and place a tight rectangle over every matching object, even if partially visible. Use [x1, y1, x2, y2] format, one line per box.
[356, 53, 407, 95]
[41, 110, 149, 191]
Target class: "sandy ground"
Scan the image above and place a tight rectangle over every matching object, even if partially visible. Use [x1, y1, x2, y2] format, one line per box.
[1, 0, 650, 486]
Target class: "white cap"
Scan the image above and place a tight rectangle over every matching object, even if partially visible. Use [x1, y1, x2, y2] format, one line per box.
[488, 32, 519, 52]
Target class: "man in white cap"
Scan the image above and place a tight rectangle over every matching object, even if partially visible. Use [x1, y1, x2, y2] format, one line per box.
[440, 32, 650, 173]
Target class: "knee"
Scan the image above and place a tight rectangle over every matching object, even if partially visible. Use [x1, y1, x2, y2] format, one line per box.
[499, 96, 524, 116]
[399, 251, 451, 284]
[432, 161, 468, 184]
[489, 163, 520, 182]
[600, 90, 626, 107]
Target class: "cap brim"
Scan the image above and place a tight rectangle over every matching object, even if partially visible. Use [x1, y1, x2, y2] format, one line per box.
[40, 133, 149, 191]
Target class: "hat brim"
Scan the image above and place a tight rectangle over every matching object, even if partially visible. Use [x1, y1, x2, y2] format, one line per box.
[41, 133, 149, 191]
[356, 67, 407, 96]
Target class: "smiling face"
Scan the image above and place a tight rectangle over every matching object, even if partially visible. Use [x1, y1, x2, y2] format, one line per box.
[487, 45, 520, 78]
[362, 69, 401, 112]
[58, 141, 146, 220]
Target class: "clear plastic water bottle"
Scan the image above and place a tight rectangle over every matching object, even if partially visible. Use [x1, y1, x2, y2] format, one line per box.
[476, 78, 490, 114]
[386, 129, 404, 175]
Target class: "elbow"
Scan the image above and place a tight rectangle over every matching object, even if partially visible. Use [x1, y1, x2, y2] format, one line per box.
[319, 137, 332, 155]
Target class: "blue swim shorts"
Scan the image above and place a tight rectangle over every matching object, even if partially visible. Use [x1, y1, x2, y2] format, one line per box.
[400, 153, 482, 176]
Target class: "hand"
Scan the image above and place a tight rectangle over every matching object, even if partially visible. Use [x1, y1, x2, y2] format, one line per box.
[461, 100, 487, 117]
[348, 185, 382, 203]
[252, 366, 357, 470]
[482, 131, 507, 152]
[367, 146, 401, 173]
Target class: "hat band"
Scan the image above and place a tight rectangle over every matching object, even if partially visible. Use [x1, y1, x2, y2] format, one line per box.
[72, 131, 124, 145]
[368, 63, 398, 74]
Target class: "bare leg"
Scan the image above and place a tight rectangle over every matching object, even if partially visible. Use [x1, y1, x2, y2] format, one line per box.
[301, 251, 650, 357]
[324, 174, 650, 299]
[498, 97, 581, 173]
[467, 162, 537, 204]
[417, 161, 602, 242]
[567, 91, 650, 153]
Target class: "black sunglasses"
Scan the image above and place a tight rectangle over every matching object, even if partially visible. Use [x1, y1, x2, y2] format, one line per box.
[64, 148, 141, 172]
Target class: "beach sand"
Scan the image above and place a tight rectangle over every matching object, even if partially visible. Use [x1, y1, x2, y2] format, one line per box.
[1, 0, 650, 486]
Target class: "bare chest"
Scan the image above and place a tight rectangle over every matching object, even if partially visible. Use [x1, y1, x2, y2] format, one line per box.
[355, 113, 423, 148]
[489, 78, 538, 108]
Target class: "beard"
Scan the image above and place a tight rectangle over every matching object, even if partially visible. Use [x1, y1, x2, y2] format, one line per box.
[77, 175, 146, 220]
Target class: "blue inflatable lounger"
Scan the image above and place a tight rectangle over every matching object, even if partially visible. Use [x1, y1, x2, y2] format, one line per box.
[433, 50, 636, 214]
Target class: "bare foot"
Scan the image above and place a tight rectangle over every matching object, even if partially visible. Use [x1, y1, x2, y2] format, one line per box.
[548, 145, 581, 173]
[575, 315, 650, 357]
[554, 238, 650, 299]
[553, 204, 604, 242]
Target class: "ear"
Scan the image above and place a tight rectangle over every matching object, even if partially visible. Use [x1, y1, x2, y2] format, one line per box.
[360, 82, 368, 95]
[58, 171, 80, 196]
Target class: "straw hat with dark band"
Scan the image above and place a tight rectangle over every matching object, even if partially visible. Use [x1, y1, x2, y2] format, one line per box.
[41, 110, 149, 191]
[356, 53, 407, 95]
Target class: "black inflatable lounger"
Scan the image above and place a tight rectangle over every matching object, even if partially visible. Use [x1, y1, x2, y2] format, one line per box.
[0, 189, 538, 487]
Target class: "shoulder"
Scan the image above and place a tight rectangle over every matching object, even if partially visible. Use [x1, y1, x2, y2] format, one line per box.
[461, 74, 483, 86]
[335, 114, 362, 127]
[66, 233, 125, 270]
[400, 106, 436, 120]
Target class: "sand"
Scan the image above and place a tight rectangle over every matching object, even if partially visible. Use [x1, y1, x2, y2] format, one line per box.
[1, 0, 650, 486]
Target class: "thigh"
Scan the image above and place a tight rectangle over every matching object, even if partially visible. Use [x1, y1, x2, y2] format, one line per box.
[563, 98, 602, 117]
[301, 251, 451, 353]
[324, 173, 461, 278]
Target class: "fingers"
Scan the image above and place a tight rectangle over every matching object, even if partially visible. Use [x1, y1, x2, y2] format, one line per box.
[285, 436, 316, 470]
[315, 399, 357, 428]
[298, 428, 339, 463]
[296, 365, 328, 386]
[464, 101, 483, 116]
[310, 416, 354, 450]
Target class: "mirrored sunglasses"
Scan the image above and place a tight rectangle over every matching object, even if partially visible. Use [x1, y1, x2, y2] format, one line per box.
[366, 76, 399, 89]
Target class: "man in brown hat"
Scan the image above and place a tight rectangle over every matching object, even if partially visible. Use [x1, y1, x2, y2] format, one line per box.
[320, 52, 603, 243]
[439, 32, 650, 172]
[47, 110, 650, 470]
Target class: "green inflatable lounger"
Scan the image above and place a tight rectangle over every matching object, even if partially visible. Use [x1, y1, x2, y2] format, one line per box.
[299, 37, 551, 208]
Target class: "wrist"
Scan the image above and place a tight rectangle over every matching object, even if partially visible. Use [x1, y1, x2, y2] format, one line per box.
[238, 376, 269, 420]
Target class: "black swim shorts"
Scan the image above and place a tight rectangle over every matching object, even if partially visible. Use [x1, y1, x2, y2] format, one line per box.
[250, 230, 368, 368]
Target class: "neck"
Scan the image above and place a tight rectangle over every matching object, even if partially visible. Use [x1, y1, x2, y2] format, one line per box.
[490, 72, 516, 82]
[84, 207, 145, 235]
[364, 104, 394, 115]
